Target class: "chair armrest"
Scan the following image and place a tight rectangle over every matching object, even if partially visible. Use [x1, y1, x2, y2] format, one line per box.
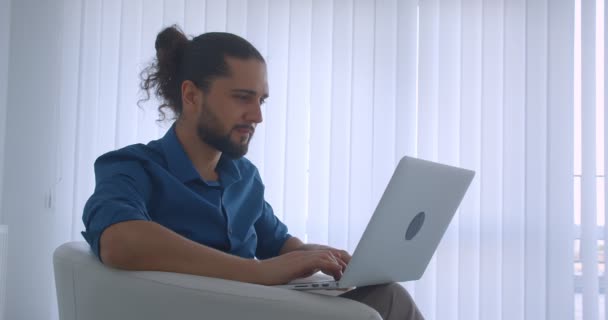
[54, 242, 381, 320]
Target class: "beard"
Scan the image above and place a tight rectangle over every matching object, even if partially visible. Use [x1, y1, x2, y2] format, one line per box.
[196, 101, 254, 159]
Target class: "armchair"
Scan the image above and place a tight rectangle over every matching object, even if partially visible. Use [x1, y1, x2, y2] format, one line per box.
[53, 242, 381, 320]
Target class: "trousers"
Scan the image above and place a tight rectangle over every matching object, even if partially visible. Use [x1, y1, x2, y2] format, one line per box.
[339, 283, 424, 320]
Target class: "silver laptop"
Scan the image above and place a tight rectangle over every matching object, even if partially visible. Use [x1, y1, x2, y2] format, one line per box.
[275, 156, 475, 290]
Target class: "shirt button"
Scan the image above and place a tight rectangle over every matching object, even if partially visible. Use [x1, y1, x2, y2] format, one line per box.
[228, 227, 232, 235]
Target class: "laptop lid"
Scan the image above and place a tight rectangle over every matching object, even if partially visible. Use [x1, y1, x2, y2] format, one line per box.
[337, 156, 475, 288]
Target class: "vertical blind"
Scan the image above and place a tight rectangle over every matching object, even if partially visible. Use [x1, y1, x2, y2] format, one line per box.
[0, 0, 10, 225]
[577, 0, 607, 319]
[28, 0, 599, 319]
[580, 0, 598, 318]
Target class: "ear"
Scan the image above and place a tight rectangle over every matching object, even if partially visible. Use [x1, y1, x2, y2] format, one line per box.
[181, 80, 203, 115]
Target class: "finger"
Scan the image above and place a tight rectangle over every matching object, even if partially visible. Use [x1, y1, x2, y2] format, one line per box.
[320, 264, 343, 280]
[303, 251, 338, 270]
[306, 250, 344, 279]
[313, 253, 343, 280]
[328, 250, 349, 269]
[332, 249, 350, 263]
[340, 250, 352, 264]
[334, 254, 348, 271]
[325, 253, 344, 280]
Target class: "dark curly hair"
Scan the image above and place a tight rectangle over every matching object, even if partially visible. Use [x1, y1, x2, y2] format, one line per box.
[139, 25, 265, 121]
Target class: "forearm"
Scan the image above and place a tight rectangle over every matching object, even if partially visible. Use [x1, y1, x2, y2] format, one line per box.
[100, 220, 260, 283]
[279, 237, 338, 254]
[278, 236, 306, 255]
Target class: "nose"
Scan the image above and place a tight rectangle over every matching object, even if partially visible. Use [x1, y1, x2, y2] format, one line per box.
[246, 103, 263, 124]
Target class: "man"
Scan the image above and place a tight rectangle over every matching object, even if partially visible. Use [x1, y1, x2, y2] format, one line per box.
[82, 26, 423, 320]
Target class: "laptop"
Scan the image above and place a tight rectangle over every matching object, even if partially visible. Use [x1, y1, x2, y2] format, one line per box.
[274, 156, 475, 290]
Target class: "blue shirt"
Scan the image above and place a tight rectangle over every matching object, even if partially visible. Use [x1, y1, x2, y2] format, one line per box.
[81, 125, 291, 261]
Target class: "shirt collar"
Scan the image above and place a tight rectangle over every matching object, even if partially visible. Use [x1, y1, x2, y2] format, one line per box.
[160, 124, 241, 186]
[216, 154, 241, 187]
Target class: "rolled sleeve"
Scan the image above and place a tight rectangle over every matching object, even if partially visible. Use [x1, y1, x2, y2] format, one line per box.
[254, 201, 291, 259]
[82, 155, 151, 261]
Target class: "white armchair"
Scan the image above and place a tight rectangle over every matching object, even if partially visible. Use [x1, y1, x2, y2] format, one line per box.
[53, 242, 381, 320]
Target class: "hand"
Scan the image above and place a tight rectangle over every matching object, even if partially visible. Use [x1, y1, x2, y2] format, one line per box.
[253, 249, 346, 285]
[296, 244, 351, 270]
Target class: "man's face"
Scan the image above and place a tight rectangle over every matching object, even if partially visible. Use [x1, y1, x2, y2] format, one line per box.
[196, 57, 268, 159]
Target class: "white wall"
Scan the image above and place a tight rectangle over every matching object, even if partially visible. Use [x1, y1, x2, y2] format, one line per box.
[2, 1, 63, 319]
[0, 0, 11, 225]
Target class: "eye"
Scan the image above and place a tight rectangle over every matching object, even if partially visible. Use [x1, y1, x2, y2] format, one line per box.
[233, 95, 251, 103]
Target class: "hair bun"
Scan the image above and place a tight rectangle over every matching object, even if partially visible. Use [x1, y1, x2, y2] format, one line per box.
[154, 25, 189, 62]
